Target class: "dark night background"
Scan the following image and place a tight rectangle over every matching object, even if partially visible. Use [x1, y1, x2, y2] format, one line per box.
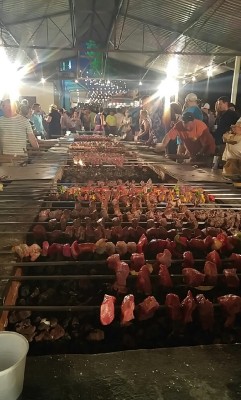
[180, 71, 241, 111]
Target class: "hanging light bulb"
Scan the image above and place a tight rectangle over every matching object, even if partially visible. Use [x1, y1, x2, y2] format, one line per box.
[40, 77, 46, 84]
[191, 76, 196, 82]
[182, 79, 186, 85]
[139, 81, 143, 86]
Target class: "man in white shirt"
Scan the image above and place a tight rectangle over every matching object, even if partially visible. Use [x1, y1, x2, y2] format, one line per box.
[0, 99, 39, 156]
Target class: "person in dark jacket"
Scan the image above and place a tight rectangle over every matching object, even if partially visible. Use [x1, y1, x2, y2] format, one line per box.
[212, 96, 239, 168]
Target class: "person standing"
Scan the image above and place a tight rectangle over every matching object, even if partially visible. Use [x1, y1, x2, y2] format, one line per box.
[0, 98, 39, 156]
[106, 110, 117, 135]
[136, 110, 152, 142]
[71, 110, 82, 131]
[89, 107, 96, 131]
[183, 93, 203, 120]
[82, 109, 91, 131]
[115, 108, 124, 132]
[213, 96, 239, 168]
[45, 105, 61, 138]
[94, 107, 105, 132]
[30, 103, 46, 139]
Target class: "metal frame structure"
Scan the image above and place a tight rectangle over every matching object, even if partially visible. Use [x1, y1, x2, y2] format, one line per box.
[0, 0, 240, 79]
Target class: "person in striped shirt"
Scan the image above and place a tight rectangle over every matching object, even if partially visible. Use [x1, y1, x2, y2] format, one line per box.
[0, 99, 39, 156]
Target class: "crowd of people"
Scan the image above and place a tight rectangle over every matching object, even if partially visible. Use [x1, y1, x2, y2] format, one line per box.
[0, 93, 241, 175]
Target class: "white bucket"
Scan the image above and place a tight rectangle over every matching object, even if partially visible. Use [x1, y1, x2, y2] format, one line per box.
[0, 331, 29, 400]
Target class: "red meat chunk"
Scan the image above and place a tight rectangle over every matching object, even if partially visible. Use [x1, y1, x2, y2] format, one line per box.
[181, 290, 196, 324]
[218, 294, 241, 328]
[100, 294, 116, 326]
[113, 261, 130, 293]
[223, 269, 240, 289]
[182, 268, 205, 287]
[156, 249, 172, 267]
[121, 294, 135, 325]
[165, 293, 182, 321]
[204, 261, 218, 285]
[159, 264, 173, 288]
[196, 294, 214, 331]
[137, 296, 159, 321]
[137, 265, 152, 295]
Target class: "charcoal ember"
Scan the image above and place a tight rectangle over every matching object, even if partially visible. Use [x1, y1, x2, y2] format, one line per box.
[18, 310, 32, 321]
[17, 298, 26, 306]
[146, 219, 156, 228]
[71, 209, 80, 218]
[48, 230, 64, 243]
[86, 329, 104, 341]
[19, 285, 30, 298]
[38, 318, 51, 331]
[49, 325, 65, 341]
[35, 331, 48, 342]
[9, 310, 31, 324]
[16, 320, 36, 336]
[30, 287, 40, 299]
[33, 316, 42, 325]
[60, 215, 68, 231]
[38, 288, 56, 305]
[32, 224, 47, 240]
[48, 219, 58, 231]
[71, 331, 80, 339]
[23, 333, 36, 343]
[71, 317, 80, 328]
[62, 317, 72, 329]
[50, 318, 58, 328]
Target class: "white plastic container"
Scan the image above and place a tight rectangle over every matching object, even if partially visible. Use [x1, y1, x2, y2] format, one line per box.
[0, 331, 29, 400]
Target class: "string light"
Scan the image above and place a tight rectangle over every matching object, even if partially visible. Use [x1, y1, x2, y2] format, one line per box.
[191, 76, 196, 82]
[75, 79, 78, 83]
[82, 78, 127, 104]
[139, 81, 143, 86]
[182, 79, 186, 85]
[40, 77, 46, 84]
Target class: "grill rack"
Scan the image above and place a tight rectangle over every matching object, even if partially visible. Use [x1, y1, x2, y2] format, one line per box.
[1, 156, 241, 351]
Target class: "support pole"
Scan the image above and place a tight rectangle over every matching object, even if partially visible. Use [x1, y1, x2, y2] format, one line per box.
[231, 56, 241, 104]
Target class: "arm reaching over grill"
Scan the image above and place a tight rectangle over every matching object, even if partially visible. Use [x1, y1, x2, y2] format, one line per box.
[196, 294, 214, 331]
[218, 294, 241, 328]
[121, 295, 135, 325]
[100, 294, 116, 326]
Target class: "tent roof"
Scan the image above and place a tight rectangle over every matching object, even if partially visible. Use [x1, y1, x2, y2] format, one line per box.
[0, 0, 240, 81]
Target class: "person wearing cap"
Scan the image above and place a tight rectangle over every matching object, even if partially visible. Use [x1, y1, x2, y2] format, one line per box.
[155, 112, 215, 160]
[183, 93, 203, 121]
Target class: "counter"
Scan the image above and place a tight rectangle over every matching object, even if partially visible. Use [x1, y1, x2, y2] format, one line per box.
[21, 345, 241, 400]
